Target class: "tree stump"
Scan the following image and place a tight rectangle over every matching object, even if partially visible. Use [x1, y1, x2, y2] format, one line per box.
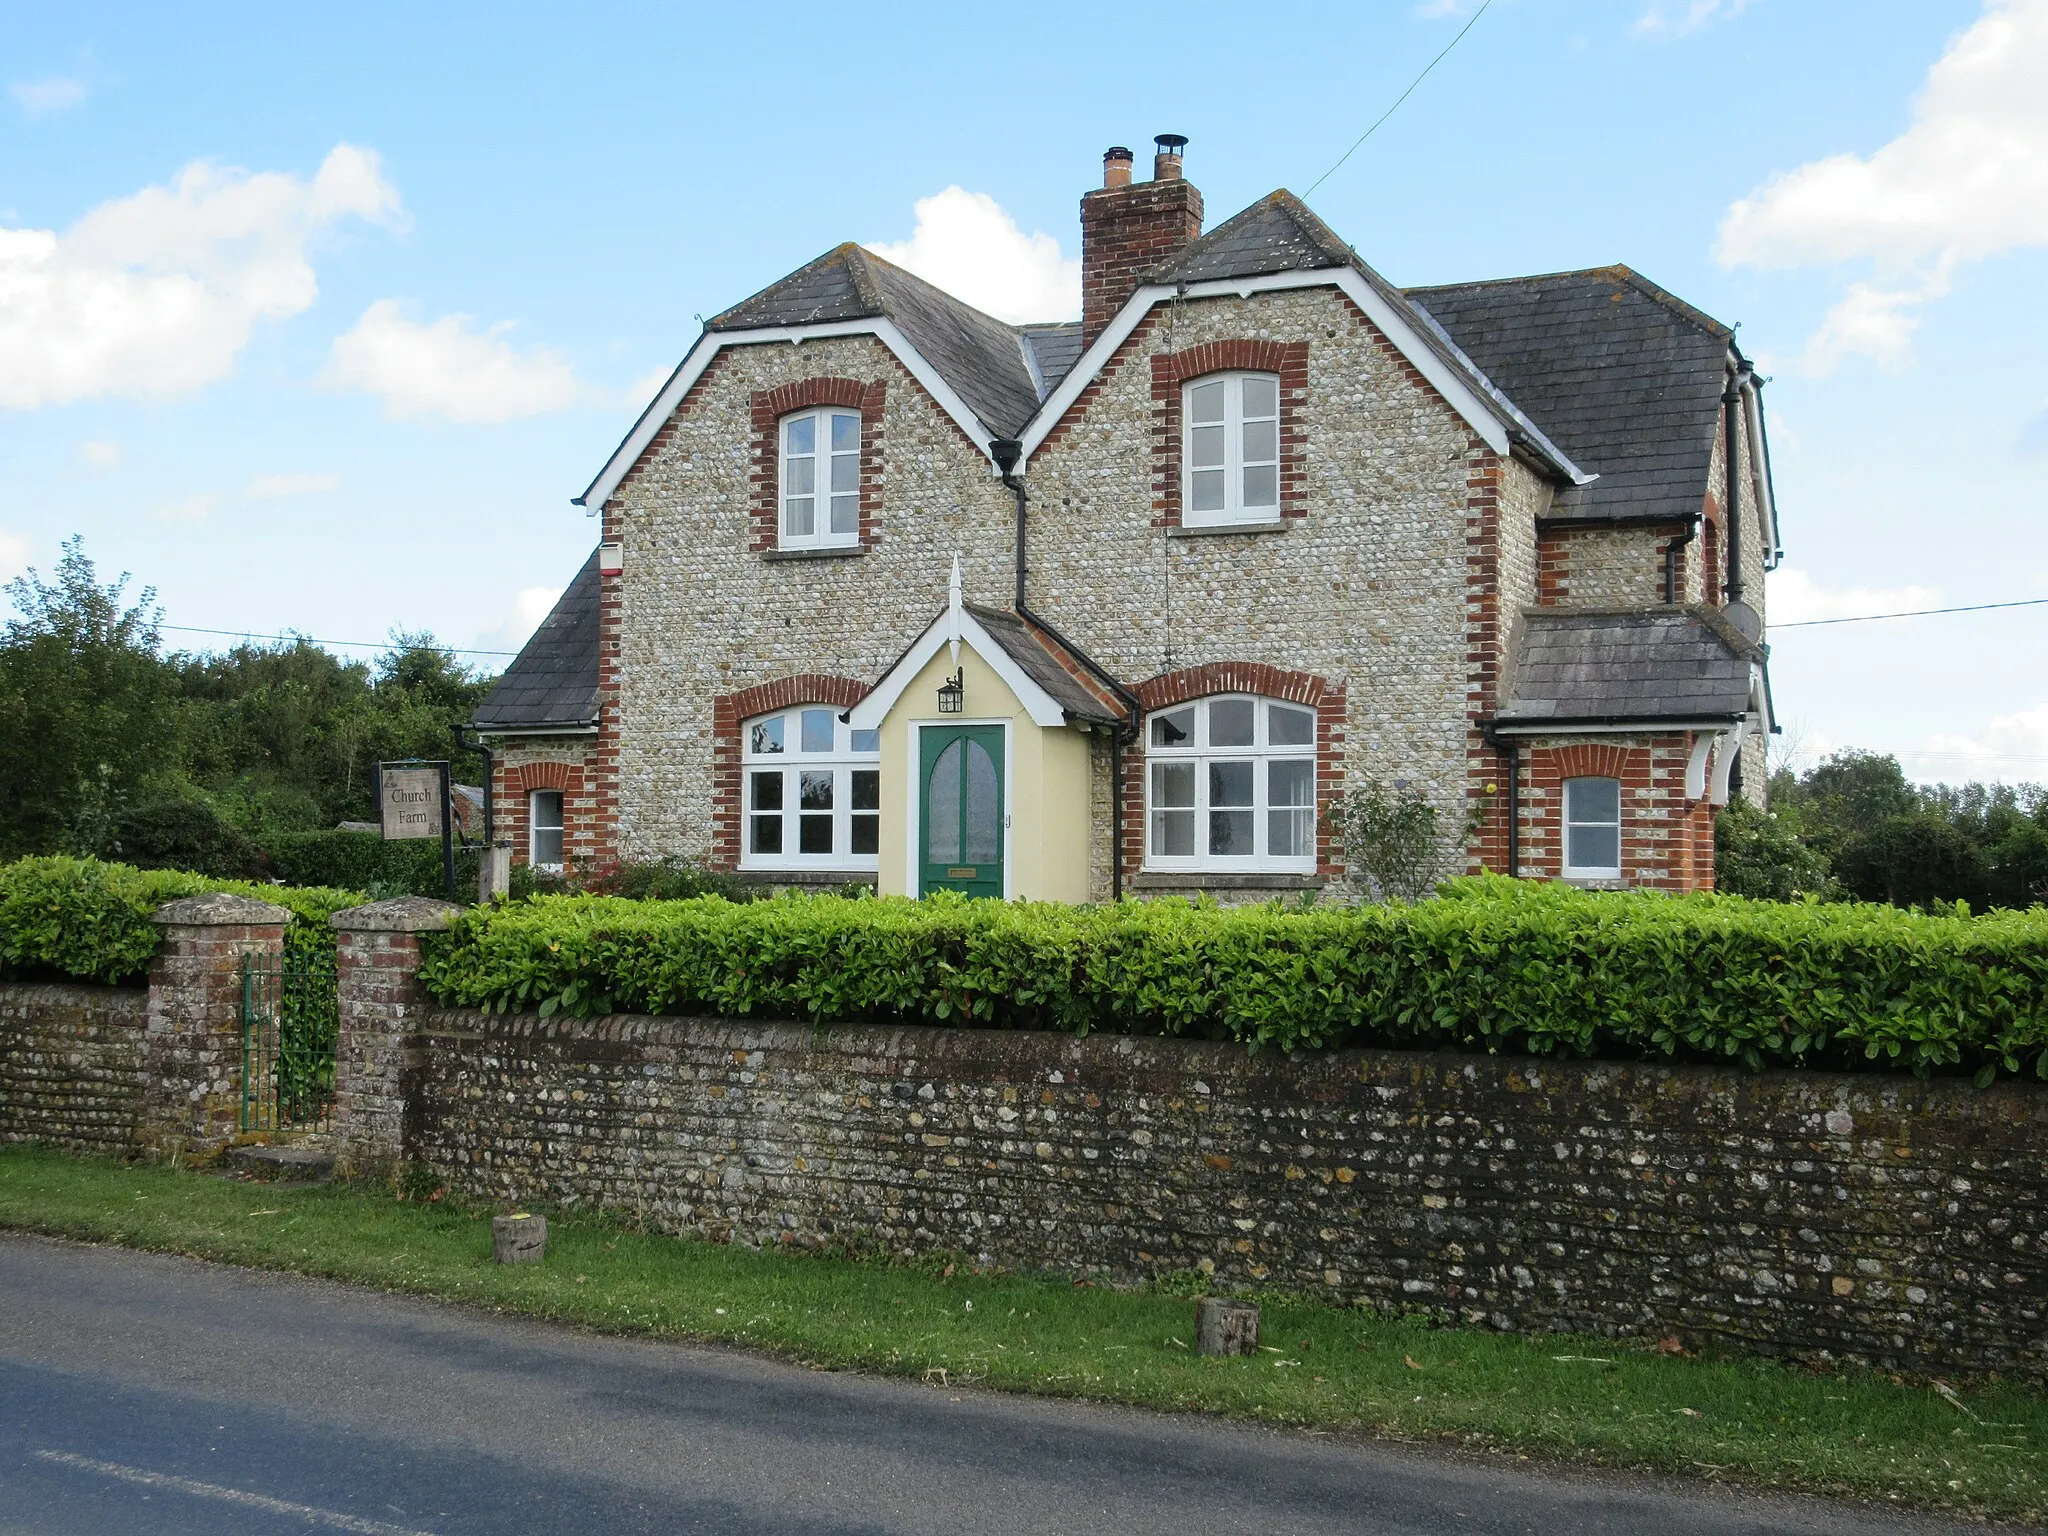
[492, 1212, 547, 1264]
[1195, 1297, 1259, 1356]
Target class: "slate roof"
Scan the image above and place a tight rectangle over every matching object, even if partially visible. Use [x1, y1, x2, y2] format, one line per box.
[710, 243, 1041, 439]
[1407, 267, 1734, 523]
[964, 605, 1126, 725]
[471, 550, 601, 732]
[1019, 323, 1085, 401]
[1496, 609, 1759, 726]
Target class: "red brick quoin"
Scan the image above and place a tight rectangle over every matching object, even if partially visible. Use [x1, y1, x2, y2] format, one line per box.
[709, 675, 869, 872]
[749, 378, 886, 555]
[1150, 340, 1310, 528]
[1123, 663, 1346, 880]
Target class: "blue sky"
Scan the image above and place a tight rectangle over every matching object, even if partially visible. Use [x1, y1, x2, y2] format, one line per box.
[5, 0, 2046, 781]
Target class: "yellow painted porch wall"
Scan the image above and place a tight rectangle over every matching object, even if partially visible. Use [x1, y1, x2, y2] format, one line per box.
[875, 642, 1094, 902]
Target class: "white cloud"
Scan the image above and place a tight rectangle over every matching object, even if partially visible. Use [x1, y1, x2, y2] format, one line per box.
[325, 300, 589, 423]
[1918, 702, 2048, 782]
[866, 187, 1079, 325]
[246, 471, 341, 500]
[1766, 568, 1941, 625]
[78, 438, 120, 470]
[625, 363, 674, 410]
[1634, 0, 1754, 34]
[0, 529, 30, 583]
[475, 585, 563, 654]
[11, 78, 86, 117]
[1718, 0, 2048, 373]
[150, 492, 217, 524]
[0, 144, 401, 410]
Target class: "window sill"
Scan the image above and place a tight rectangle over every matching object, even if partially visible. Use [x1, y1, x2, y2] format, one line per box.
[1130, 871, 1325, 891]
[763, 544, 867, 562]
[735, 868, 879, 888]
[1168, 519, 1287, 538]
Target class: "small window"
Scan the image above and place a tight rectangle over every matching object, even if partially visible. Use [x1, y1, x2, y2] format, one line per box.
[529, 790, 564, 872]
[742, 706, 880, 869]
[1183, 372, 1280, 526]
[1563, 776, 1622, 879]
[1144, 696, 1317, 872]
[780, 408, 862, 549]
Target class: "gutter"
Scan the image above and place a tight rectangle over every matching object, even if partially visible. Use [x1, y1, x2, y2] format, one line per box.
[1489, 713, 1749, 736]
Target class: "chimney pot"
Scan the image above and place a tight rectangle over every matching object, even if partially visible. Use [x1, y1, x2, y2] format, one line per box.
[1102, 146, 1134, 189]
[1079, 134, 1202, 348]
[1153, 133, 1188, 181]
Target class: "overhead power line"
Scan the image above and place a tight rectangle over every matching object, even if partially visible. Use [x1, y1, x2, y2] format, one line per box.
[1775, 597, 2048, 629]
[1305, 1, 1495, 197]
[156, 622, 521, 658]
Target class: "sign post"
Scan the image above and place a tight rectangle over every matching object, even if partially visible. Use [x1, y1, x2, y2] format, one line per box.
[376, 760, 454, 898]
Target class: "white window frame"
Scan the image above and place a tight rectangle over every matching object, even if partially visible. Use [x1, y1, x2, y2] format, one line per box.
[779, 407, 863, 550]
[741, 705, 881, 871]
[528, 789, 565, 873]
[1181, 371, 1281, 527]
[1562, 776, 1623, 880]
[1143, 695, 1317, 874]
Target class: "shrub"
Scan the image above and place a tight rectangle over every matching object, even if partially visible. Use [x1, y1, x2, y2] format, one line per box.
[1714, 800, 1837, 902]
[417, 876, 2048, 1081]
[265, 830, 481, 901]
[112, 797, 271, 880]
[572, 856, 761, 903]
[0, 855, 364, 986]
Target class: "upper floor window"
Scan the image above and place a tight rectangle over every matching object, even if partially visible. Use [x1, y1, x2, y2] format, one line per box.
[744, 705, 880, 869]
[529, 790, 564, 873]
[1563, 776, 1622, 880]
[781, 408, 861, 549]
[1145, 696, 1316, 872]
[1184, 372, 1280, 526]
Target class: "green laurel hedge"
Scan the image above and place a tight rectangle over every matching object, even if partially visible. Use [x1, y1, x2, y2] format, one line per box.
[416, 878, 2048, 1080]
[0, 856, 365, 986]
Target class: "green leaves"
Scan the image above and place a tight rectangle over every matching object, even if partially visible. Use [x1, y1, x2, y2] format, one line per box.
[413, 880, 2048, 1080]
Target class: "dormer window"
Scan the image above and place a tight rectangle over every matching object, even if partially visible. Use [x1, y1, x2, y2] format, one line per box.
[781, 408, 861, 548]
[1184, 372, 1280, 526]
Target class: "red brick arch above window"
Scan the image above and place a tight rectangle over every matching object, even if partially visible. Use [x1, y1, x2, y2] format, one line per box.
[710, 675, 871, 872]
[1134, 662, 1328, 712]
[1547, 743, 1634, 783]
[1151, 340, 1309, 526]
[750, 378, 886, 555]
[501, 760, 579, 796]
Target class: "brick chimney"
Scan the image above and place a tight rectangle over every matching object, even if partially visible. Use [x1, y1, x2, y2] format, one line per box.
[1080, 135, 1203, 348]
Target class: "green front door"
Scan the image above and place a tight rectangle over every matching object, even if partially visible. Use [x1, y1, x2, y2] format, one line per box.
[919, 725, 1005, 897]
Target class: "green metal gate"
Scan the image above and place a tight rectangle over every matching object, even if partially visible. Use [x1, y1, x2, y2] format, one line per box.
[240, 949, 340, 1134]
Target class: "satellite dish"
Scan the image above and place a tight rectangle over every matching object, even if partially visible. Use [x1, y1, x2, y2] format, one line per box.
[1723, 599, 1762, 643]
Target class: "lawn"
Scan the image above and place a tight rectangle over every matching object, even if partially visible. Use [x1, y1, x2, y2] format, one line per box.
[1, 1143, 2041, 1521]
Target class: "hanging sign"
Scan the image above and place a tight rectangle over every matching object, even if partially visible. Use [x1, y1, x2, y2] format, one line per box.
[378, 765, 445, 841]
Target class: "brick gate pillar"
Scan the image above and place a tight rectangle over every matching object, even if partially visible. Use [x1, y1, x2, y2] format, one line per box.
[141, 893, 291, 1160]
[330, 896, 459, 1182]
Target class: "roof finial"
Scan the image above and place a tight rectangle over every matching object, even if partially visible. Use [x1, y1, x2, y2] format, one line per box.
[947, 553, 964, 666]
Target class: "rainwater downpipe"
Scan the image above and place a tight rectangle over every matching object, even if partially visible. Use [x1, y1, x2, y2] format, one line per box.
[1663, 518, 1696, 605]
[1722, 364, 1748, 606]
[1486, 728, 1520, 879]
[992, 437, 1143, 899]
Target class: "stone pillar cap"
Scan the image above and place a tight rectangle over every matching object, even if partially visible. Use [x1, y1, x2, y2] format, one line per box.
[152, 892, 293, 927]
[331, 895, 462, 933]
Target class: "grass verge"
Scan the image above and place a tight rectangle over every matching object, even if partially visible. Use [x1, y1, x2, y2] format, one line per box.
[1, 1144, 2041, 1521]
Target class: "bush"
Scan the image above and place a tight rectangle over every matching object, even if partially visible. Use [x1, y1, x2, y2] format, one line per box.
[265, 830, 480, 901]
[1714, 800, 1837, 902]
[112, 797, 270, 880]
[418, 876, 2048, 1081]
[0, 855, 364, 986]
[572, 856, 761, 903]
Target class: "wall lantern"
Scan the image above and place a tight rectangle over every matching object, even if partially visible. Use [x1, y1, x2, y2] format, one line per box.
[936, 668, 965, 715]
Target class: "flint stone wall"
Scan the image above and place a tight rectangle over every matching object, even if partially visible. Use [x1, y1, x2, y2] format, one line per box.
[411, 1007, 2047, 1383]
[0, 983, 147, 1154]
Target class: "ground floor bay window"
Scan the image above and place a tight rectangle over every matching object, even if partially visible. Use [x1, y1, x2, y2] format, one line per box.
[743, 705, 880, 871]
[1144, 695, 1316, 873]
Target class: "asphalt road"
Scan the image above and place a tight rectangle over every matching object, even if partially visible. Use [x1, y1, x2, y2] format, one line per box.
[0, 1232, 1994, 1536]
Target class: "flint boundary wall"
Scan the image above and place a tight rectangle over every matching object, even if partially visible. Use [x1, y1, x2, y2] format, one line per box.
[0, 983, 146, 1154]
[410, 1007, 2048, 1384]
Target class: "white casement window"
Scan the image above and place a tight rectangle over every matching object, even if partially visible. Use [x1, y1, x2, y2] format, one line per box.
[1563, 776, 1623, 879]
[1183, 372, 1281, 526]
[780, 408, 862, 549]
[1145, 696, 1317, 872]
[743, 706, 881, 869]
[529, 790, 564, 872]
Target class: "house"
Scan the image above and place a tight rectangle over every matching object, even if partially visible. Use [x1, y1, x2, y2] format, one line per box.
[471, 137, 1779, 899]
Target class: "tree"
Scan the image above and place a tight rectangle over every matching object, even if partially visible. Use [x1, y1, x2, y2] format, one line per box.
[0, 539, 177, 858]
[1714, 799, 1835, 902]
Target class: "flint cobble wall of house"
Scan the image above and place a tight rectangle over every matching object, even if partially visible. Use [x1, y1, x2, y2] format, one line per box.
[604, 333, 1016, 864]
[0, 983, 146, 1154]
[411, 1007, 2047, 1383]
